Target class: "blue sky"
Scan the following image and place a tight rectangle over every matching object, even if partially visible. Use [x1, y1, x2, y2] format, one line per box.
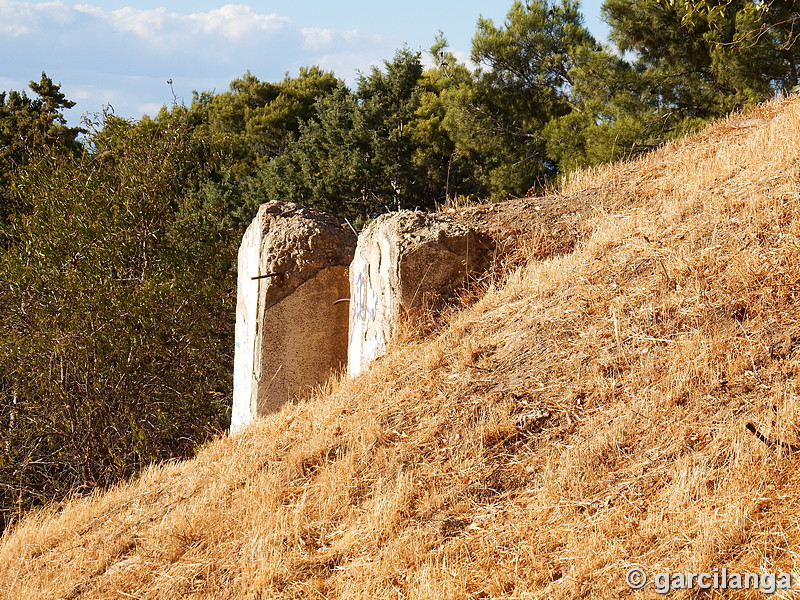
[0, 1, 610, 125]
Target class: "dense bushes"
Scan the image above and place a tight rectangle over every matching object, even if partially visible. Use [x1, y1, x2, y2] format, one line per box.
[0, 116, 234, 530]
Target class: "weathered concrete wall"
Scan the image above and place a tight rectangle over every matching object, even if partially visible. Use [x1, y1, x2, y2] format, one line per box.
[255, 266, 350, 414]
[233, 197, 582, 422]
[348, 211, 493, 376]
[231, 202, 356, 432]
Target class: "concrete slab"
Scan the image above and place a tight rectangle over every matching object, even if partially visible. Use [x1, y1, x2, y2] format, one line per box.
[348, 211, 493, 376]
[231, 202, 356, 432]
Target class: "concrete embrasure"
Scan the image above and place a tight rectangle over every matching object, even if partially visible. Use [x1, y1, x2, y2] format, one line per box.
[348, 210, 493, 376]
[231, 202, 356, 432]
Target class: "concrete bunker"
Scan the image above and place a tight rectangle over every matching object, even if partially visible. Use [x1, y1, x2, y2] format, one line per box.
[231, 197, 583, 428]
[231, 202, 356, 432]
[348, 211, 493, 376]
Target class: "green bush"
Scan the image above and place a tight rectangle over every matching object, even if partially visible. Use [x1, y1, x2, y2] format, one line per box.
[0, 114, 234, 531]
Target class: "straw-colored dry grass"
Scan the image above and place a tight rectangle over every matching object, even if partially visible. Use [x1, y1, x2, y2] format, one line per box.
[3, 98, 800, 599]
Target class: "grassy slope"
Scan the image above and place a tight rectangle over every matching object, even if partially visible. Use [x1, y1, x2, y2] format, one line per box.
[3, 98, 800, 599]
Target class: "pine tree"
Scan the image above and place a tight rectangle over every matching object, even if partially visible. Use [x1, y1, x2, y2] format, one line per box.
[461, 0, 598, 196]
[357, 47, 427, 211]
[0, 73, 83, 245]
[251, 50, 433, 220]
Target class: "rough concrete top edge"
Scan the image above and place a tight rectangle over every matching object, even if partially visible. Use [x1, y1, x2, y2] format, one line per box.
[356, 209, 480, 251]
[251, 201, 357, 309]
[258, 201, 354, 239]
[358, 194, 591, 238]
[350, 194, 593, 267]
[364, 209, 470, 231]
[256, 201, 356, 257]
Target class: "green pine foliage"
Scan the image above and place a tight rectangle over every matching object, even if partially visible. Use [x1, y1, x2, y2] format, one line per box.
[179, 67, 342, 180]
[465, 0, 594, 194]
[411, 36, 490, 204]
[0, 73, 83, 246]
[249, 49, 442, 221]
[251, 88, 375, 219]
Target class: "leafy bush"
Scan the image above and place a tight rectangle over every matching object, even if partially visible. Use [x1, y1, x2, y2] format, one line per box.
[0, 115, 234, 531]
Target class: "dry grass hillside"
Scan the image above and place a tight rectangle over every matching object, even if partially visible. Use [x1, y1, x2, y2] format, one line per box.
[3, 98, 800, 599]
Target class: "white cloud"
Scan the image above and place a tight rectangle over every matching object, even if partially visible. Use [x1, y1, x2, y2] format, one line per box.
[73, 3, 100, 15]
[0, 76, 24, 90]
[0, 2, 402, 124]
[98, 4, 288, 46]
[68, 85, 117, 103]
[311, 51, 384, 85]
[0, 0, 74, 36]
[0, 2, 289, 46]
[137, 102, 164, 116]
[300, 27, 362, 51]
[106, 6, 169, 41]
[300, 27, 336, 50]
[299, 26, 388, 54]
[189, 5, 288, 40]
